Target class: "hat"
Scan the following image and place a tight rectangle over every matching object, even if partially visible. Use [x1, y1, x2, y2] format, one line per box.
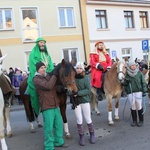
[128, 60, 137, 67]
[36, 62, 45, 71]
[36, 37, 46, 43]
[15, 68, 19, 72]
[95, 41, 104, 47]
[9, 67, 13, 70]
[75, 61, 85, 70]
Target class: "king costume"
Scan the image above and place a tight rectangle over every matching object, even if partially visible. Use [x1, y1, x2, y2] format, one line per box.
[90, 41, 112, 91]
[27, 37, 54, 115]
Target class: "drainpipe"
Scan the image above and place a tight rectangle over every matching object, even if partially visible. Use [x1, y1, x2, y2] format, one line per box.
[78, 0, 87, 62]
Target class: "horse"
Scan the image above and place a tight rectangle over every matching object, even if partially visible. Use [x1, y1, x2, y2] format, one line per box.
[90, 60, 127, 125]
[19, 59, 78, 139]
[0, 55, 8, 150]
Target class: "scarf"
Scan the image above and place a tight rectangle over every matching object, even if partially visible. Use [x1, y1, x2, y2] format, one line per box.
[75, 72, 85, 79]
[127, 66, 139, 77]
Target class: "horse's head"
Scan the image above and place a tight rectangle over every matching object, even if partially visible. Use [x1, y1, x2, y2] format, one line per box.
[116, 60, 127, 83]
[58, 59, 78, 95]
[0, 50, 7, 76]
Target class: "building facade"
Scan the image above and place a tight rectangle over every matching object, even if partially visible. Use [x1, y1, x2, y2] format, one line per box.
[0, 0, 86, 72]
[84, 0, 150, 62]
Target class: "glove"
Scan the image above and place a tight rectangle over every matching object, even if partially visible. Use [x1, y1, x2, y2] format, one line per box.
[53, 65, 60, 77]
[107, 67, 111, 71]
[142, 93, 146, 97]
[121, 78, 130, 86]
[97, 64, 104, 71]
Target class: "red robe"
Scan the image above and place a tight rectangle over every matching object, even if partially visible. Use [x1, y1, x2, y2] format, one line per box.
[90, 51, 112, 88]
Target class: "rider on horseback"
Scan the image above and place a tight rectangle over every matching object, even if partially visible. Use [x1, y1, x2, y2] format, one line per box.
[27, 37, 54, 115]
[90, 41, 112, 100]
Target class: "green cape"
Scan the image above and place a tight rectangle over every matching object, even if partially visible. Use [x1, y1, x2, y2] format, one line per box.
[27, 37, 54, 115]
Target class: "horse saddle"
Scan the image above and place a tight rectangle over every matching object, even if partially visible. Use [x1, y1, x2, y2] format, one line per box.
[0, 74, 14, 95]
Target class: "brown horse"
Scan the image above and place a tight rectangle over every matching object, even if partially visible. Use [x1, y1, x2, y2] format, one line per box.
[90, 60, 127, 125]
[19, 59, 77, 139]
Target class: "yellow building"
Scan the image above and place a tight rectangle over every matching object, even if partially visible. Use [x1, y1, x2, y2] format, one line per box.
[0, 0, 88, 72]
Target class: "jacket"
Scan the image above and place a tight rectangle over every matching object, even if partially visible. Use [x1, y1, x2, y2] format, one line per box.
[33, 73, 60, 112]
[12, 74, 23, 87]
[124, 71, 147, 94]
[75, 72, 91, 104]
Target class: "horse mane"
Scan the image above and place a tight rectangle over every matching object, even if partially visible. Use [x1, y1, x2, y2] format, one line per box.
[58, 61, 76, 77]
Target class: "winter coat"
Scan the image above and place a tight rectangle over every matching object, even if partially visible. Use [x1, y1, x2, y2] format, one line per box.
[33, 73, 60, 112]
[75, 72, 91, 104]
[12, 74, 23, 87]
[124, 71, 147, 94]
[90, 51, 112, 88]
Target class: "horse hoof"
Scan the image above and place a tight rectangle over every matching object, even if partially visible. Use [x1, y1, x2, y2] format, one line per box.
[7, 133, 12, 138]
[109, 121, 114, 126]
[65, 134, 72, 140]
[38, 124, 43, 128]
[115, 117, 120, 122]
[31, 129, 36, 133]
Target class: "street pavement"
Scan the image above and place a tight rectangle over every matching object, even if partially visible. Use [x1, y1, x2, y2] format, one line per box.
[3, 96, 150, 150]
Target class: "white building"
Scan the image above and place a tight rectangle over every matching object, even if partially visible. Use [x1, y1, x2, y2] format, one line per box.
[85, 0, 150, 61]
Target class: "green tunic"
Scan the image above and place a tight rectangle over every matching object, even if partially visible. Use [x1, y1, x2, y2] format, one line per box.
[27, 37, 54, 115]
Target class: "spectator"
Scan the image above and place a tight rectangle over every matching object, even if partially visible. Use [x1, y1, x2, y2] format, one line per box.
[12, 68, 24, 105]
[8, 67, 14, 83]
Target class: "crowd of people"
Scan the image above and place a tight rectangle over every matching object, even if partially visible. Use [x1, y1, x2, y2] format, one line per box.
[2, 67, 28, 105]
[1, 37, 149, 150]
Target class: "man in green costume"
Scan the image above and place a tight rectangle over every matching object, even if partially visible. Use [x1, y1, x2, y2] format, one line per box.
[27, 37, 54, 115]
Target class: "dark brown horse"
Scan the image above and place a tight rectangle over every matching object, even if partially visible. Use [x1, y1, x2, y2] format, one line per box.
[19, 59, 78, 139]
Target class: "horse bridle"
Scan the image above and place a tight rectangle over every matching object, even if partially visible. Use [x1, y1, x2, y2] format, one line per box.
[64, 80, 76, 86]
[117, 71, 126, 76]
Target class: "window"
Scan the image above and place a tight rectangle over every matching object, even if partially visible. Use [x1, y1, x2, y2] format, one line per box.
[62, 48, 78, 66]
[139, 11, 149, 28]
[25, 51, 31, 72]
[0, 8, 13, 30]
[124, 11, 134, 28]
[58, 7, 75, 27]
[95, 10, 108, 29]
[21, 8, 39, 42]
[122, 48, 132, 59]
